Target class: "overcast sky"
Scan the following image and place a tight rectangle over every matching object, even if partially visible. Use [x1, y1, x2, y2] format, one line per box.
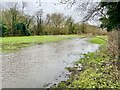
[24, 0, 83, 23]
[0, 0, 100, 26]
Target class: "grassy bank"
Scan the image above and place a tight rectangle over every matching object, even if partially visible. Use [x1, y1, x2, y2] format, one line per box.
[0, 35, 81, 53]
[53, 36, 120, 89]
[88, 36, 107, 45]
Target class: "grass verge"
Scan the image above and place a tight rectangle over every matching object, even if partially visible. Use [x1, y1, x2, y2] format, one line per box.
[53, 51, 120, 88]
[52, 36, 120, 89]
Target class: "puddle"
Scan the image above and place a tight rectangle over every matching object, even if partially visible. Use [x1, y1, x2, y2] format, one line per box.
[2, 38, 100, 88]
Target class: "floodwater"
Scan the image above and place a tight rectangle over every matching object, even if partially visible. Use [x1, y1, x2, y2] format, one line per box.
[2, 38, 100, 88]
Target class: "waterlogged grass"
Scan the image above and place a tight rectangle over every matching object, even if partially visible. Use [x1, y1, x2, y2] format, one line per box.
[88, 36, 108, 45]
[0, 35, 81, 53]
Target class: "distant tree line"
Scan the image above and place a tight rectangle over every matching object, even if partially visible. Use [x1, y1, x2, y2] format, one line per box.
[0, 2, 107, 37]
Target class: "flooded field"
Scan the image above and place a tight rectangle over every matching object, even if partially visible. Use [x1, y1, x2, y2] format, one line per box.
[2, 38, 100, 88]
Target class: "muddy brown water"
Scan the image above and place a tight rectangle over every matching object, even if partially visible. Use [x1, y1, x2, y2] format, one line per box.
[2, 38, 100, 88]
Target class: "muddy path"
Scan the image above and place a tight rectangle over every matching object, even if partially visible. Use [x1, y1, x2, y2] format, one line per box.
[2, 38, 100, 88]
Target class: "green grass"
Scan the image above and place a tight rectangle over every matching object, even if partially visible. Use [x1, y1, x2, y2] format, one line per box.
[0, 35, 108, 53]
[53, 36, 120, 88]
[88, 36, 108, 45]
[55, 50, 120, 88]
[0, 35, 81, 53]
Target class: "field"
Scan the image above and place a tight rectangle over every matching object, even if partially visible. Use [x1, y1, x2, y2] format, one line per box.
[0, 35, 107, 53]
[0, 35, 82, 53]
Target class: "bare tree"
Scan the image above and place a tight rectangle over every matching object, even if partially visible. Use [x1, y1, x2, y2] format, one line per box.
[6, 2, 19, 36]
[58, 0, 106, 22]
[34, 9, 43, 35]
